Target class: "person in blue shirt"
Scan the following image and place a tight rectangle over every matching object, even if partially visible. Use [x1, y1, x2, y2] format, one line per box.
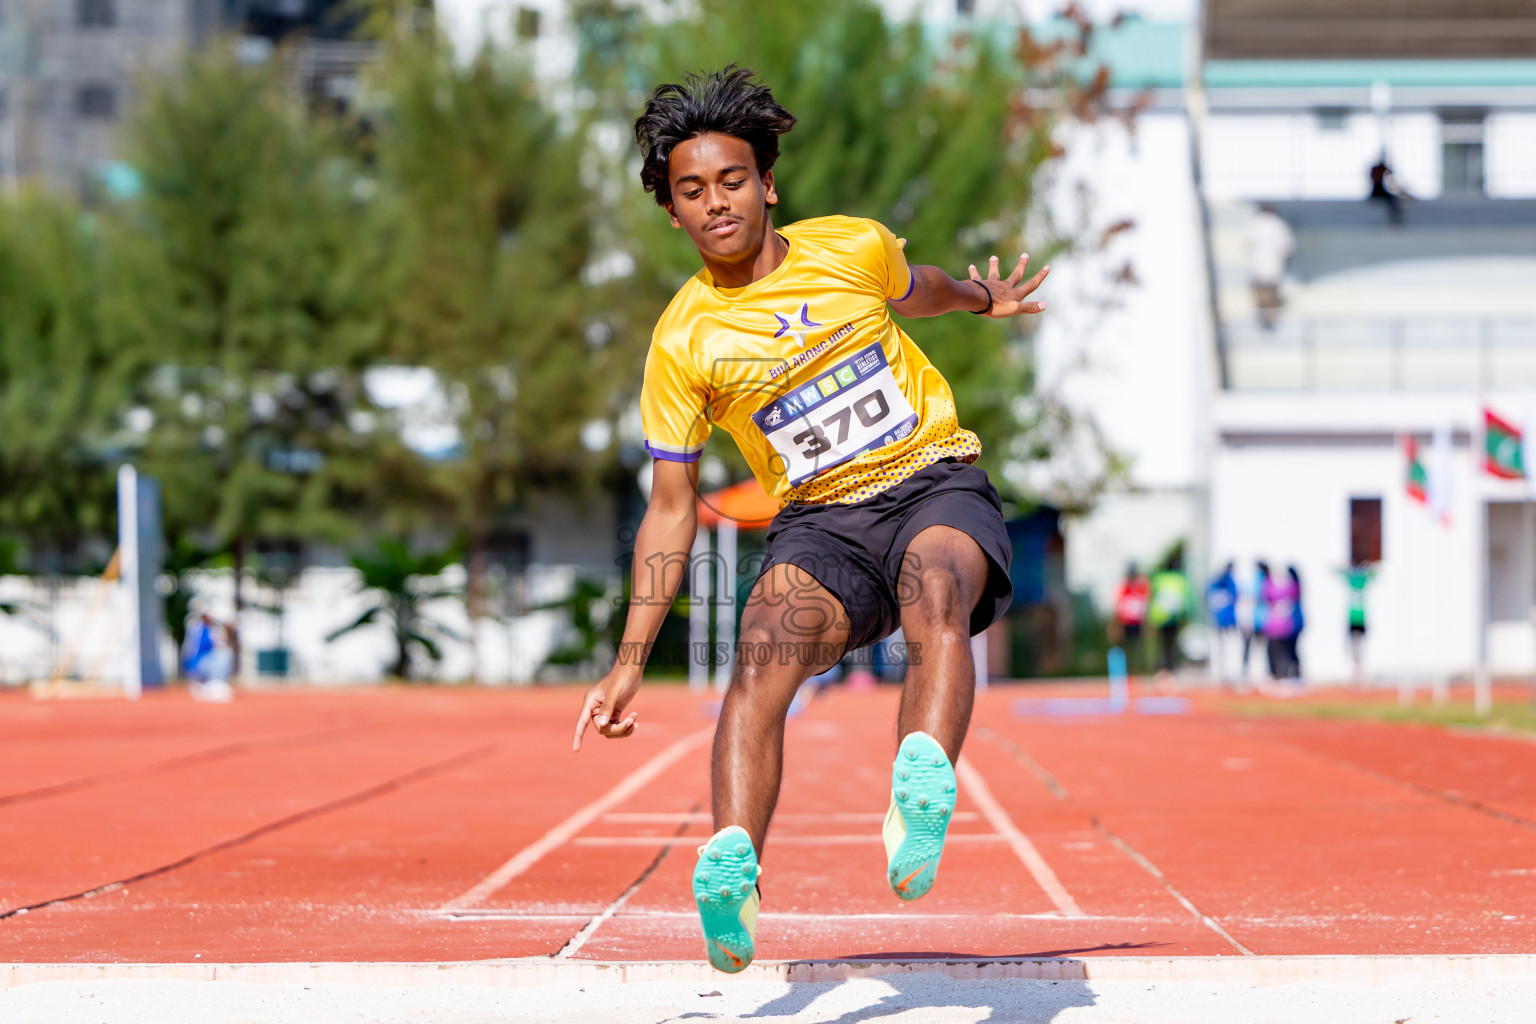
[183, 613, 216, 682]
[183, 612, 234, 702]
[1243, 562, 1271, 685]
[1207, 561, 1239, 685]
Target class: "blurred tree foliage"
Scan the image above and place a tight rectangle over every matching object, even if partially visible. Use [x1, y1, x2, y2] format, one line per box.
[366, 27, 614, 677]
[0, 195, 127, 568]
[117, 45, 407, 653]
[576, 0, 1075, 500]
[533, 576, 614, 677]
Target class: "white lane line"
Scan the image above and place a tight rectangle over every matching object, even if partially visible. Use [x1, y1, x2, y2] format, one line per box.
[554, 829, 684, 960]
[977, 727, 1255, 956]
[602, 811, 982, 824]
[426, 912, 592, 921]
[427, 909, 1136, 922]
[439, 728, 713, 911]
[1092, 824, 1256, 956]
[955, 757, 1085, 919]
[571, 833, 1005, 847]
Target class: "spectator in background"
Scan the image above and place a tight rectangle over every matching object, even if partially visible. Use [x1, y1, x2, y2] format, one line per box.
[183, 611, 215, 681]
[1247, 204, 1294, 330]
[1286, 565, 1305, 682]
[1242, 561, 1270, 686]
[185, 612, 235, 703]
[1149, 555, 1191, 678]
[1369, 152, 1406, 224]
[1338, 563, 1376, 685]
[1207, 561, 1239, 685]
[1262, 566, 1302, 683]
[1111, 564, 1150, 674]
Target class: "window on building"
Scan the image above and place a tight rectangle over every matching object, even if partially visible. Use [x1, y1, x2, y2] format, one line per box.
[481, 527, 533, 617]
[1441, 111, 1486, 195]
[255, 537, 305, 580]
[516, 6, 540, 38]
[1349, 498, 1383, 565]
[1315, 107, 1347, 132]
[75, 82, 117, 119]
[1488, 503, 1533, 622]
[252, 0, 309, 16]
[77, 0, 116, 28]
[486, 527, 532, 574]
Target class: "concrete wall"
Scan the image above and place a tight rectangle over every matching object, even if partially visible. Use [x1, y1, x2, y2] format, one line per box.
[1487, 112, 1536, 198]
[1209, 391, 1536, 682]
[0, 492, 622, 687]
[1063, 491, 1198, 614]
[1033, 109, 1216, 607]
[1203, 110, 1536, 202]
[0, 562, 595, 687]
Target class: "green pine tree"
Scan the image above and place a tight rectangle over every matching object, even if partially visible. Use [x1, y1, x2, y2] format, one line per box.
[368, 26, 610, 676]
[116, 45, 408, 664]
[0, 192, 126, 568]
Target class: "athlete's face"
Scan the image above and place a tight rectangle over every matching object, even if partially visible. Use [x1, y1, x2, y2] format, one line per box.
[664, 132, 777, 265]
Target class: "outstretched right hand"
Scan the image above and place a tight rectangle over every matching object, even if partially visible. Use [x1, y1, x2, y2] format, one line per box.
[968, 253, 1049, 319]
[571, 666, 642, 751]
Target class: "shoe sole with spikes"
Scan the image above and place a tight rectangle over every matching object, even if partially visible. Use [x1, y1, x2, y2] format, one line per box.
[886, 731, 956, 901]
[692, 825, 760, 973]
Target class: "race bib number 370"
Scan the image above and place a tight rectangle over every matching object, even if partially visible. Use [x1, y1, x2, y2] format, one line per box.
[751, 342, 919, 486]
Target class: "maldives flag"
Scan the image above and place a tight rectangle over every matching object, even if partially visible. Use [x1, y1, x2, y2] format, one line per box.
[1486, 408, 1526, 480]
[1405, 436, 1427, 503]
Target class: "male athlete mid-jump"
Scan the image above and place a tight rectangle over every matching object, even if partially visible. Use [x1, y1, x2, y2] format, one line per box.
[572, 67, 1048, 973]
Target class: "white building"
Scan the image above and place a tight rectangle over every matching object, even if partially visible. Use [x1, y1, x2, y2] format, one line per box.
[1047, 0, 1536, 682]
[1203, 0, 1536, 683]
[1030, 6, 1215, 617]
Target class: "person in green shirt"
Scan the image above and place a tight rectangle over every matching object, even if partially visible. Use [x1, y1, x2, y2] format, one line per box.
[1339, 564, 1375, 685]
[1149, 555, 1193, 677]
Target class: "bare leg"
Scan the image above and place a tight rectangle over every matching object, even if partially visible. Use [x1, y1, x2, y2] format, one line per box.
[895, 525, 990, 765]
[712, 563, 848, 857]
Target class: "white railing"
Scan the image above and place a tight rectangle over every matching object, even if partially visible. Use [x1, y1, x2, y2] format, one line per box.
[1225, 318, 1536, 391]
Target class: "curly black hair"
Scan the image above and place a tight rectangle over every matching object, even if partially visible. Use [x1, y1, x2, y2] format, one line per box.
[633, 66, 796, 207]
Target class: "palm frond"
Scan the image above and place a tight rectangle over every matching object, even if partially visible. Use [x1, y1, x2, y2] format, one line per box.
[324, 604, 381, 642]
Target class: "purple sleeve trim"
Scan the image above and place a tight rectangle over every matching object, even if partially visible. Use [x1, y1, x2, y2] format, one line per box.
[894, 269, 915, 303]
[645, 442, 702, 463]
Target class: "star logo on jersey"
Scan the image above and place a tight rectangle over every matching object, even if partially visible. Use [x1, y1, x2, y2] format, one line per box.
[771, 303, 822, 348]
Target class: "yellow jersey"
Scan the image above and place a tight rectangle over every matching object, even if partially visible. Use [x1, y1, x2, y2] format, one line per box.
[641, 215, 982, 505]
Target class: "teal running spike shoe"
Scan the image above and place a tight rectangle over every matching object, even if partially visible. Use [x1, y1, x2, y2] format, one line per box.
[692, 825, 762, 973]
[884, 731, 956, 901]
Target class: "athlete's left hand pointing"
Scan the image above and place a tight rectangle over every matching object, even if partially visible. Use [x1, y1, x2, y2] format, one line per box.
[572, 666, 641, 751]
[968, 253, 1048, 319]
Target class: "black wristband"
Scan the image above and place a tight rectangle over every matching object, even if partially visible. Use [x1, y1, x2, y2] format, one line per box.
[969, 280, 993, 316]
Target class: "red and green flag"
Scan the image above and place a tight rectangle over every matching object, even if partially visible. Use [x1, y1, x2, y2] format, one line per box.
[1404, 435, 1427, 503]
[1485, 408, 1526, 480]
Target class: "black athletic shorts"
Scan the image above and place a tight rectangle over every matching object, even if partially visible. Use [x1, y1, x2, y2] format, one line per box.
[753, 459, 1013, 654]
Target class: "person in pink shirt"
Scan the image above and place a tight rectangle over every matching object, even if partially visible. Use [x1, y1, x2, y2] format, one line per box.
[1263, 567, 1303, 681]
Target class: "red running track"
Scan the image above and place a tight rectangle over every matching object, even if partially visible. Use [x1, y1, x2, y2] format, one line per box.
[2, 685, 1535, 963]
